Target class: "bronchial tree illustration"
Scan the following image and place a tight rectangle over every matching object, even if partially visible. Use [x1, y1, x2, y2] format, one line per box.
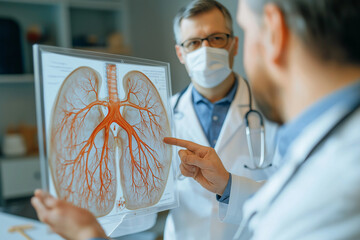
[49, 64, 172, 217]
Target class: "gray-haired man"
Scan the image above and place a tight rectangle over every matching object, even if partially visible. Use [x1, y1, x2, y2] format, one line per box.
[165, 1, 277, 239]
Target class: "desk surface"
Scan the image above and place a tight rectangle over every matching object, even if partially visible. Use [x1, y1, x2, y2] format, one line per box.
[0, 212, 63, 240]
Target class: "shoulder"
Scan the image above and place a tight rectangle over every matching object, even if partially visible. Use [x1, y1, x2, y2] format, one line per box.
[323, 109, 360, 161]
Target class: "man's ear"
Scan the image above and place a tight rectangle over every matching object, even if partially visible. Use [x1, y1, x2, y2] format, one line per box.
[175, 44, 186, 64]
[233, 36, 239, 56]
[263, 4, 288, 65]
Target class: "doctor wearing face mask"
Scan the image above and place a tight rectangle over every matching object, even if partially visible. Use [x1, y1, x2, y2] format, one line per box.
[165, 1, 278, 240]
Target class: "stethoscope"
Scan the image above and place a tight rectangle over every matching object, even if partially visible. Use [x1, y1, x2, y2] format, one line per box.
[173, 77, 272, 172]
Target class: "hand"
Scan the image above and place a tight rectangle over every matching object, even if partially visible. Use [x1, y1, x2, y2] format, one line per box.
[31, 189, 108, 240]
[164, 137, 230, 195]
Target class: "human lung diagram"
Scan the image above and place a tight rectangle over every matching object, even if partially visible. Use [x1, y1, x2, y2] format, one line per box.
[49, 64, 172, 217]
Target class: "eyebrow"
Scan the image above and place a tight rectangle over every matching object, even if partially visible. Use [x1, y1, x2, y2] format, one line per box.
[184, 31, 231, 41]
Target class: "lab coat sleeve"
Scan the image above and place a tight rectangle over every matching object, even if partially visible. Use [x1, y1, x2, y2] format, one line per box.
[219, 174, 264, 224]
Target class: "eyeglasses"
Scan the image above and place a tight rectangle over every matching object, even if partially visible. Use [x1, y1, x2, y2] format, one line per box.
[180, 33, 232, 52]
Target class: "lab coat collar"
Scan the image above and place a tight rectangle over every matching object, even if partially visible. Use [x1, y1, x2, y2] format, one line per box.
[174, 84, 210, 147]
[277, 79, 360, 157]
[236, 101, 358, 239]
[215, 75, 250, 153]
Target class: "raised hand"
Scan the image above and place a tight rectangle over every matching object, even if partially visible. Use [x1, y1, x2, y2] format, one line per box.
[31, 189, 107, 240]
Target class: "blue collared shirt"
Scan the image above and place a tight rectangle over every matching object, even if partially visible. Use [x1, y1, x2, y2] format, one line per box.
[218, 79, 360, 204]
[276, 80, 360, 158]
[192, 78, 238, 148]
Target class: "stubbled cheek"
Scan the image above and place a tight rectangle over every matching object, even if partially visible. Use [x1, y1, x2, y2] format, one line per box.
[244, 31, 265, 76]
[243, 37, 256, 75]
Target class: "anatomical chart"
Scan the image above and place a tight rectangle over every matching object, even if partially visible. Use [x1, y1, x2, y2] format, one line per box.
[39, 51, 176, 219]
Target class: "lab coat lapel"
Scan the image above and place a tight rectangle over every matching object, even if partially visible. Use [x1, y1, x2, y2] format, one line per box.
[174, 85, 210, 147]
[215, 76, 249, 153]
[235, 102, 354, 239]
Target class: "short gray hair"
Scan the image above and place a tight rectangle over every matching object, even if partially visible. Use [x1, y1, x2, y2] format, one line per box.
[173, 0, 233, 45]
[246, 0, 360, 65]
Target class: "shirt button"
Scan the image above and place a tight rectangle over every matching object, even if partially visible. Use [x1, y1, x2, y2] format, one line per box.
[213, 115, 218, 121]
[213, 140, 217, 145]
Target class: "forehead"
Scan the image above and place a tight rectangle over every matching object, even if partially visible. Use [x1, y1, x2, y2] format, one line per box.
[179, 8, 230, 41]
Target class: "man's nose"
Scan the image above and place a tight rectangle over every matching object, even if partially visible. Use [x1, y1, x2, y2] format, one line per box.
[201, 39, 210, 47]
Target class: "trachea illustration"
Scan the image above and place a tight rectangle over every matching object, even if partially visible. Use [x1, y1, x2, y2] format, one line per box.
[49, 64, 172, 217]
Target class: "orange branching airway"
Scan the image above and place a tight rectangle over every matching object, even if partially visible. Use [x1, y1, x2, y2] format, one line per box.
[51, 65, 169, 216]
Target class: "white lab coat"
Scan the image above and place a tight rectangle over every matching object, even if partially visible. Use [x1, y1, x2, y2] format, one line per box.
[222, 100, 360, 239]
[164, 75, 278, 240]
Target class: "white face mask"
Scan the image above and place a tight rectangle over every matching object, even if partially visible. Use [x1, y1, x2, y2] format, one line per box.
[185, 46, 232, 88]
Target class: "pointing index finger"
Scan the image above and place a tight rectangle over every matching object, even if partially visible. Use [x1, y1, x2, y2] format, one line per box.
[163, 137, 203, 152]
